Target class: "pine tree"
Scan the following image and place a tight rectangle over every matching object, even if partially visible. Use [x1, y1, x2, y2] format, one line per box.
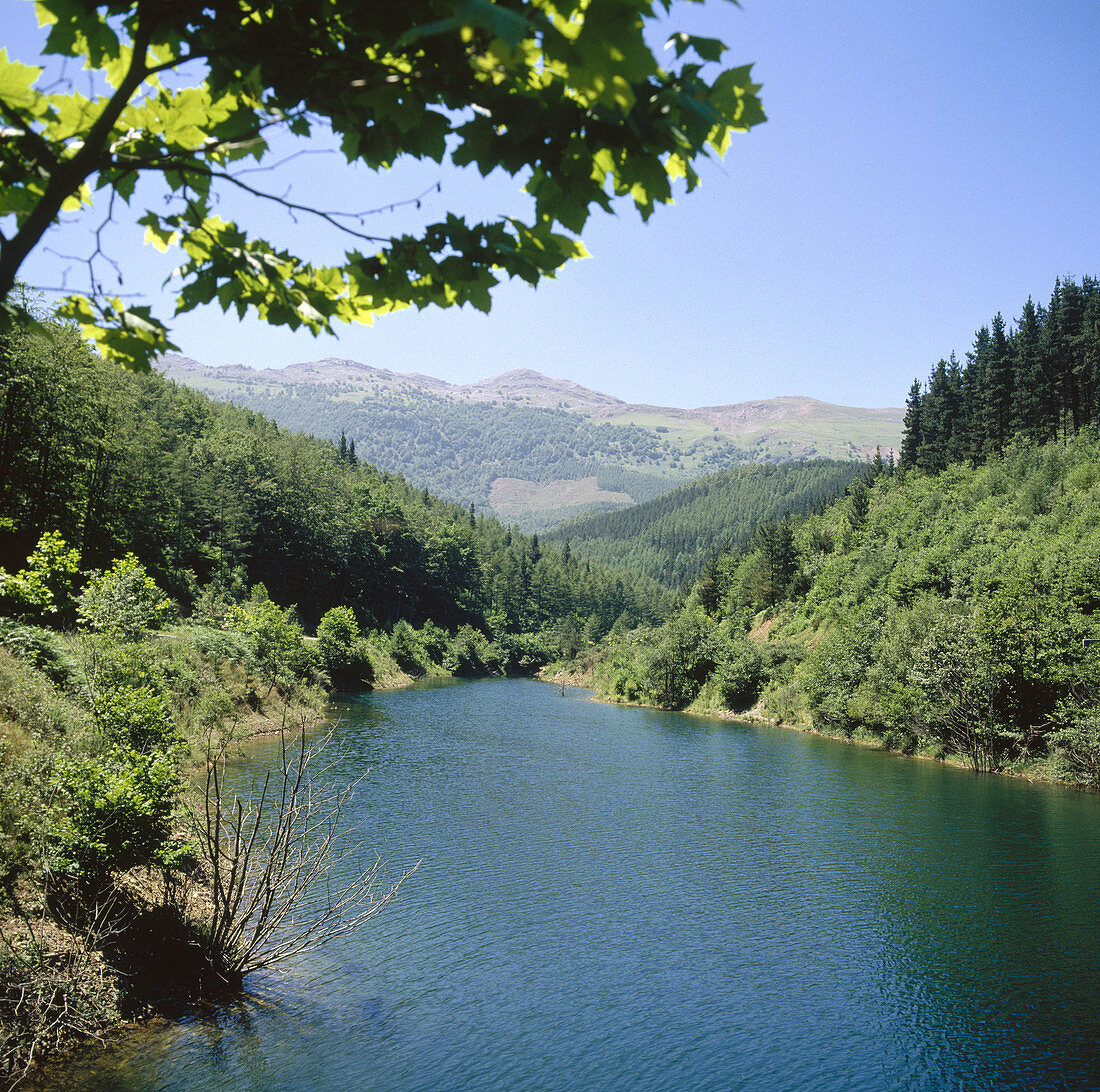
[985, 313, 1013, 453]
[1047, 277, 1087, 434]
[900, 380, 923, 469]
[965, 324, 991, 459]
[1012, 298, 1053, 441]
[943, 353, 967, 464]
[918, 361, 951, 473]
[754, 519, 797, 607]
[1081, 286, 1100, 427]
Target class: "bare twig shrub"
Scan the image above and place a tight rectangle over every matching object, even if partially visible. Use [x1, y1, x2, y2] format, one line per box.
[194, 728, 417, 989]
[0, 898, 121, 1089]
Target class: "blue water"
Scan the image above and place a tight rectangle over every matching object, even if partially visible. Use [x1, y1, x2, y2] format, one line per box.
[46, 679, 1100, 1090]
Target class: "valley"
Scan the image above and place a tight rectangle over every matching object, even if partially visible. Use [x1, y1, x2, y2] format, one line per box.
[159, 355, 903, 530]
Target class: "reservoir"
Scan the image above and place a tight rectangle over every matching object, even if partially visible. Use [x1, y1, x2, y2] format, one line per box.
[45, 678, 1100, 1090]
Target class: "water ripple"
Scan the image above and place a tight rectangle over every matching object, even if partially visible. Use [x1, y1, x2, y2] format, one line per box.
[41, 679, 1100, 1092]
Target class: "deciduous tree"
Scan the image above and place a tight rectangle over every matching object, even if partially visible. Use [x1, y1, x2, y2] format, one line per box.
[0, 0, 764, 369]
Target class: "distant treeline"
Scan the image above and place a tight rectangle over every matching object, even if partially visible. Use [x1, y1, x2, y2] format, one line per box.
[545, 460, 867, 588]
[901, 275, 1100, 471]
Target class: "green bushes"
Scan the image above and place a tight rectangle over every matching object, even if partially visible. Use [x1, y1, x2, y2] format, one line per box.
[47, 747, 194, 884]
[0, 618, 78, 688]
[92, 685, 176, 753]
[715, 640, 764, 712]
[595, 616, 769, 714]
[0, 645, 90, 744]
[0, 532, 82, 624]
[0, 557, 557, 917]
[227, 586, 317, 694]
[582, 432, 1100, 783]
[316, 606, 374, 686]
[499, 630, 554, 674]
[388, 620, 428, 676]
[1050, 702, 1100, 785]
[77, 555, 174, 639]
[445, 625, 503, 676]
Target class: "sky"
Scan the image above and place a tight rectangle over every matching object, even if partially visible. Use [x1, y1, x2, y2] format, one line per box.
[5, 0, 1100, 410]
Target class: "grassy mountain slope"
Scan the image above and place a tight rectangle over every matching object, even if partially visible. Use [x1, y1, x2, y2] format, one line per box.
[159, 355, 903, 529]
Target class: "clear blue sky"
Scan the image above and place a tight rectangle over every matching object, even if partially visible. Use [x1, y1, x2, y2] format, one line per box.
[5, 0, 1099, 409]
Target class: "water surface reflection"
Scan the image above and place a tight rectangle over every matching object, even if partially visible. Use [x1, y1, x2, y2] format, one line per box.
[36, 679, 1100, 1091]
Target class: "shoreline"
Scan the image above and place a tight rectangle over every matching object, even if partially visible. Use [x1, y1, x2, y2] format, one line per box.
[589, 689, 1084, 789]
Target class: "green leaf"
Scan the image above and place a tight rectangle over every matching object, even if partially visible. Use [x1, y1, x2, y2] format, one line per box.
[0, 49, 43, 107]
[665, 33, 726, 63]
[4, 0, 764, 369]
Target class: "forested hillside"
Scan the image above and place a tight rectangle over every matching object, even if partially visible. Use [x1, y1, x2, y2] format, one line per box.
[594, 276, 1100, 786]
[599, 434, 1100, 782]
[545, 459, 867, 588]
[162, 356, 903, 529]
[0, 323, 668, 638]
[206, 381, 705, 515]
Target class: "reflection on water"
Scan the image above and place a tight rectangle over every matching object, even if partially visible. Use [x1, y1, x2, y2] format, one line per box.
[36, 679, 1100, 1092]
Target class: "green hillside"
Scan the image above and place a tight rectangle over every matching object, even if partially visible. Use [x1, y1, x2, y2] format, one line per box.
[160, 357, 903, 530]
[200, 382, 707, 522]
[596, 432, 1100, 782]
[545, 459, 867, 588]
[0, 324, 669, 637]
[591, 275, 1100, 785]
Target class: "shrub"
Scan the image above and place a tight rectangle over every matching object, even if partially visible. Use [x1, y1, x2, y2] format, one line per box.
[417, 621, 450, 667]
[1049, 702, 1100, 787]
[388, 620, 427, 676]
[48, 747, 194, 884]
[500, 631, 554, 674]
[445, 626, 500, 676]
[0, 617, 78, 688]
[0, 647, 91, 743]
[227, 586, 315, 693]
[0, 531, 82, 624]
[715, 641, 764, 712]
[317, 606, 373, 685]
[92, 685, 177, 753]
[182, 625, 251, 668]
[77, 555, 175, 640]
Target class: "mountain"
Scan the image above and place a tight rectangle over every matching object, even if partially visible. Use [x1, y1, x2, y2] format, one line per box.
[159, 355, 903, 530]
[0, 323, 671, 634]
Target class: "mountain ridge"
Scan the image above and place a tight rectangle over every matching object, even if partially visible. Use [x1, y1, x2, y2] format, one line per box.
[158, 354, 904, 529]
[160, 354, 901, 423]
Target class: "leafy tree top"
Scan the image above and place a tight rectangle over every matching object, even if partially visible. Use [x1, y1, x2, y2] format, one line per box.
[0, 0, 764, 370]
[77, 552, 174, 637]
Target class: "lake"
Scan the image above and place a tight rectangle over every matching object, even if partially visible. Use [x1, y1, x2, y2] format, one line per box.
[42, 678, 1100, 1090]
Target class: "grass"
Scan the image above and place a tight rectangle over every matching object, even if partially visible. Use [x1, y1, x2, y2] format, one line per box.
[489, 476, 634, 518]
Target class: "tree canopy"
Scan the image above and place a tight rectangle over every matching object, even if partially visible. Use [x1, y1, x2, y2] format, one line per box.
[0, 0, 764, 370]
[900, 276, 1100, 471]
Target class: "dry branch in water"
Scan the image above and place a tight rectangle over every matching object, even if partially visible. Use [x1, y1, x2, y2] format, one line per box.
[195, 728, 417, 988]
